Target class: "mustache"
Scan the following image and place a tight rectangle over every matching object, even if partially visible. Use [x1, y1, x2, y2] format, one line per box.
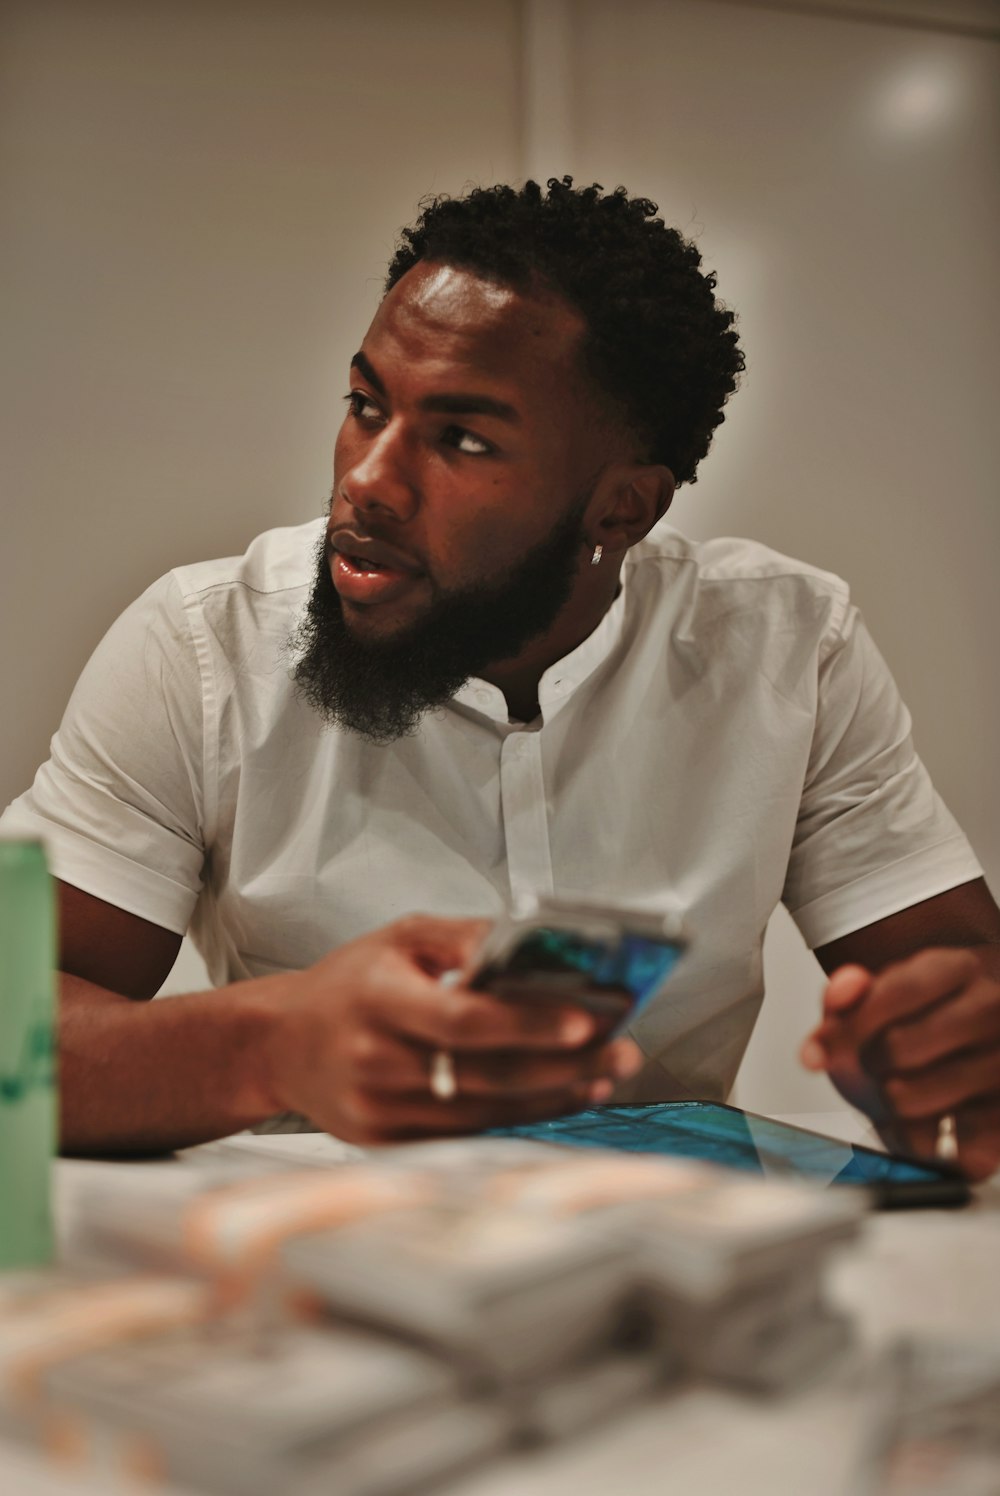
[293, 493, 590, 743]
[327, 524, 425, 575]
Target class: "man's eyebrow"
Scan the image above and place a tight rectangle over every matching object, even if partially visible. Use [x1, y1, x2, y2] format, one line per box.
[349, 350, 520, 425]
[350, 351, 385, 395]
[420, 392, 521, 424]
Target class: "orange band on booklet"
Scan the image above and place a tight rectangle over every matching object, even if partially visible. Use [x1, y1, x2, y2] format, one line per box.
[43, 1409, 89, 1468]
[3, 1278, 211, 1409]
[487, 1155, 714, 1215]
[180, 1170, 425, 1282]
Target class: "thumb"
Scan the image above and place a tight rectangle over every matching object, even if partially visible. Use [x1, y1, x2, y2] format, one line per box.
[799, 964, 873, 1072]
[822, 963, 872, 1017]
[391, 914, 493, 977]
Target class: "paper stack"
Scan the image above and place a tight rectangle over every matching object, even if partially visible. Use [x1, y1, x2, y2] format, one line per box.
[471, 1146, 862, 1390]
[501, 1152, 860, 1390]
[0, 1267, 216, 1479]
[854, 1335, 1000, 1495]
[281, 1195, 633, 1390]
[24, 1131, 866, 1491]
[0, 1264, 507, 1496]
[73, 1161, 432, 1294]
[44, 1321, 507, 1496]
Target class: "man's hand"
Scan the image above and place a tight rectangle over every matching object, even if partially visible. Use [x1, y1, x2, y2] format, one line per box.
[258, 913, 642, 1144]
[800, 948, 1000, 1181]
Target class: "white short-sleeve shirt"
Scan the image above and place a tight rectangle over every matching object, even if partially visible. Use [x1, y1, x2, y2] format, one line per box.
[1, 520, 981, 1102]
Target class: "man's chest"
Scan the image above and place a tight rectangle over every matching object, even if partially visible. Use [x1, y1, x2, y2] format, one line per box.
[206, 669, 816, 984]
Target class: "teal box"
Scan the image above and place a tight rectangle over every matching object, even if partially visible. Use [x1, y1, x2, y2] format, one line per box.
[0, 838, 57, 1269]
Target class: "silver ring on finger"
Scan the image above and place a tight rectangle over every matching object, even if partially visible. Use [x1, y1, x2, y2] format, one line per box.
[430, 1048, 458, 1102]
[935, 1111, 958, 1161]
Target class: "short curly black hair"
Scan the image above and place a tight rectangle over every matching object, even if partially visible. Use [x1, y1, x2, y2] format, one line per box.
[385, 177, 744, 486]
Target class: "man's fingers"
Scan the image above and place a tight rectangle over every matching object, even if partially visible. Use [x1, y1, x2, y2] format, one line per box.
[801, 965, 873, 1066]
[871, 977, 1000, 1074]
[388, 913, 492, 976]
[345, 1028, 641, 1099]
[850, 948, 981, 1049]
[344, 1082, 601, 1145]
[365, 954, 600, 1053]
[804, 951, 973, 1064]
[439, 1036, 642, 1098]
[885, 1099, 1000, 1183]
[799, 1034, 830, 1071]
[882, 1043, 1000, 1122]
[822, 964, 872, 1015]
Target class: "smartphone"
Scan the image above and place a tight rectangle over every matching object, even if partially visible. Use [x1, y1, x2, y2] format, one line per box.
[489, 1100, 971, 1209]
[465, 895, 689, 1031]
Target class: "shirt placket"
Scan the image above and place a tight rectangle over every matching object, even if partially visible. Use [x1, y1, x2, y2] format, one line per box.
[498, 731, 554, 910]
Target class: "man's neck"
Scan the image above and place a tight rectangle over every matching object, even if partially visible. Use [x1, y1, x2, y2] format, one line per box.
[480, 567, 623, 725]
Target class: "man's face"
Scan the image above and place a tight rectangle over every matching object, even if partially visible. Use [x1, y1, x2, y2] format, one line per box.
[329, 261, 605, 637]
[292, 262, 614, 741]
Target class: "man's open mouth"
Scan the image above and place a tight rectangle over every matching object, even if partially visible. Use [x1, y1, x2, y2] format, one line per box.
[331, 546, 425, 607]
[339, 550, 390, 572]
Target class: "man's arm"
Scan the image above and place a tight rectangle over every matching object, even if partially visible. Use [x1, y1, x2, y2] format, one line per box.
[813, 878, 1000, 978]
[56, 883, 640, 1156]
[58, 882, 303, 1152]
[802, 877, 1000, 1179]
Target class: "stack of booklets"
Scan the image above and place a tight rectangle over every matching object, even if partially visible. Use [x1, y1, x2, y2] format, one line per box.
[280, 1192, 654, 1447]
[5, 1136, 865, 1493]
[72, 1160, 435, 1298]
[0, 1269, 505, 1496]
[75, 1141, 860, 1397]
[43, 1321, 508, 1496]
[631, 1177, 859, 1389]
[366, 1139, 864, 1392]
[0, 1268, 215, 1446]
[73, 1144, 642, 1395]
[854, 1334, 1000, 1495]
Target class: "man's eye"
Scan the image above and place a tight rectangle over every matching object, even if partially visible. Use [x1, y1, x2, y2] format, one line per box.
[344, 390, 383, 422]
[443, 426, 494, 457]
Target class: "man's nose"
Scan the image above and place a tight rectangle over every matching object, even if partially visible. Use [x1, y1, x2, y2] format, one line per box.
[339, 427, 418, 524]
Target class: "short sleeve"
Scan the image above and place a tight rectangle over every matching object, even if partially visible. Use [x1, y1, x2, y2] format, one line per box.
[0, 574, 211, 934]
[783, 604, 981, 949]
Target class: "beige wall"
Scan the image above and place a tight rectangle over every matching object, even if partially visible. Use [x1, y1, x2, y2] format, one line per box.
[559, 0, 1000, 1108]
[2, 0, 997, 1111]
[0, 0, 522, 797]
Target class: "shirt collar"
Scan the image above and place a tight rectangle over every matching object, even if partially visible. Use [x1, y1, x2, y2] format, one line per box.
[451, 565, 630, 727]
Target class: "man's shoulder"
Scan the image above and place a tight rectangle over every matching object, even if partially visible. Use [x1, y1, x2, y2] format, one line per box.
[632, 525, 845, 591]
[629, 527, 851, 634]
[168, 519, 323, 605]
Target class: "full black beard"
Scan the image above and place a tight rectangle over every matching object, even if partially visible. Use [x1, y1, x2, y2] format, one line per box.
[291, 499, 589, 743]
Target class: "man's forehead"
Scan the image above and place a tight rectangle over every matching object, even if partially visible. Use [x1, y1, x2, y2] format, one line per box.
[399, 262, 517, 323]
[365, 261, 588, 378]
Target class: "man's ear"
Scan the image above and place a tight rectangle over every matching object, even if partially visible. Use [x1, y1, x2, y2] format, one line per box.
[592, 463, 676, 551]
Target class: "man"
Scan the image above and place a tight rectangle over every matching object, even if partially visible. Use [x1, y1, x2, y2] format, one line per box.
[4, 179, 999, 1174]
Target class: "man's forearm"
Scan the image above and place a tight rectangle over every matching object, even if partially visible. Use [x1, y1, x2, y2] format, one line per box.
[58, 973, 284, 1155]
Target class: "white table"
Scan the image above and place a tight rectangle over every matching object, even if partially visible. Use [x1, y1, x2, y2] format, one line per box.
[8, 1114, 1000, 1496]
[208, 1113, 1000, 1495]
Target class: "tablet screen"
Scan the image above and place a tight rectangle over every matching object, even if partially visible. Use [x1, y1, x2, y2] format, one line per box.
[489, 1101, 969, 1205]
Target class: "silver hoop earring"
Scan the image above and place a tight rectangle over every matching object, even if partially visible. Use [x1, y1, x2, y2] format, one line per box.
[591, 545, 603, 566]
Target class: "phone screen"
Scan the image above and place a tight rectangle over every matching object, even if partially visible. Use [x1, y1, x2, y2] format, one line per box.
[475, 927, 686, 1016]
[488, 1101, 970, 1208]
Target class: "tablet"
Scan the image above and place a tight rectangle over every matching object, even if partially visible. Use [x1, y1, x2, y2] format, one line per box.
[489, 1100, 970, 1209]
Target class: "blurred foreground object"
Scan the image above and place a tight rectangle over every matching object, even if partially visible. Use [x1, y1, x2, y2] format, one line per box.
[856, 1336, 1000, 1495]
[7, 1136, 999, 1495]
[0, 840, 57, 1270]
